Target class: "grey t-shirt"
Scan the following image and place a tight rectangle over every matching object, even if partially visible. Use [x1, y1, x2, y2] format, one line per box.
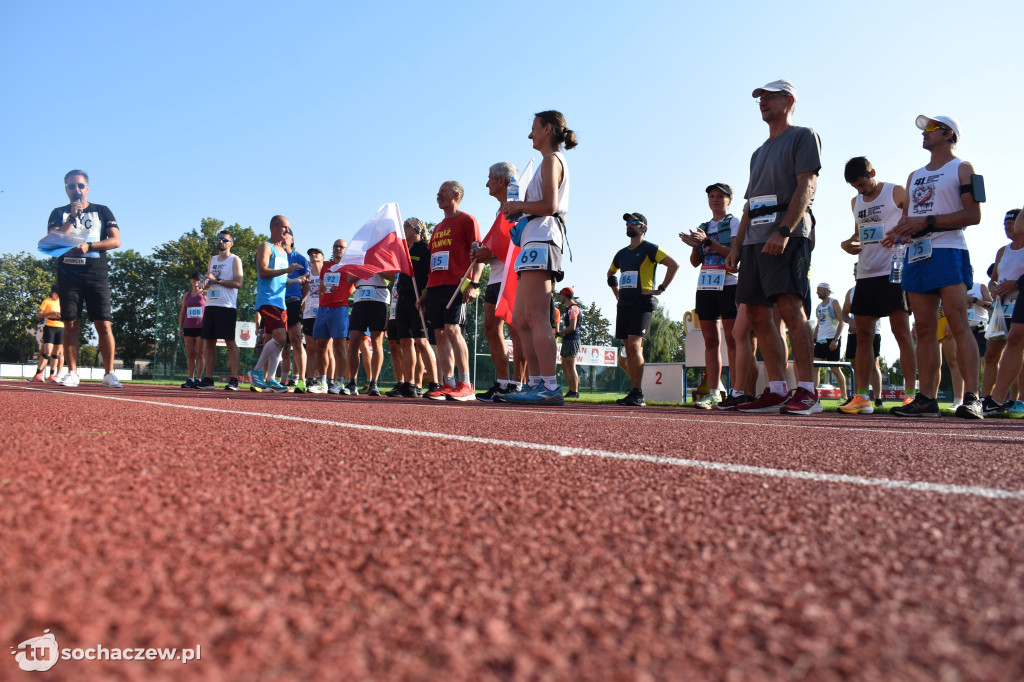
[742, 125, 822, 245]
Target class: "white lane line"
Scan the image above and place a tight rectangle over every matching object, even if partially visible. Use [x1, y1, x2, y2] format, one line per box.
[10, 385, 1024, 502]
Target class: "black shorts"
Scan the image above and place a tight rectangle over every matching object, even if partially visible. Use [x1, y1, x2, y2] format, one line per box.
[58, 273, 112, 322]
[301, 317, 315, 337]
[972, 327, 987, 357]
[1014, 300, 1024, 326]
[736, 237, 811, 307]
[695, 284, 738, 321]
[201, 306, 237, 341]
[42, 326, 64, 345]
[387, 318, 399, 339]
[851, 275, 908, 317]
[183, 327, 202, 338]
[484, 282, 502, 305]
[349, 301, 388, 333]
[814, 339, 841, 361]
[426, 285, 466, 330]
[286, 298, 303, 328]
[395, 302, 427, 339]
[560, 337, 581, 358]
[845, 332, 881, 361]
[615, 302, 655, 340]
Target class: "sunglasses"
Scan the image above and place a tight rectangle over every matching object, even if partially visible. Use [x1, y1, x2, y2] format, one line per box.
[66, 183, 86, 190]
[923, 123, 950, 133]
[217, 237, 231, 243]
[626, 221, 645, 226]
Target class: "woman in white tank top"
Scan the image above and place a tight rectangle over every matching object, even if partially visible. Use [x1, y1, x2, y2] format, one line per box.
[501, 110, 577, 404]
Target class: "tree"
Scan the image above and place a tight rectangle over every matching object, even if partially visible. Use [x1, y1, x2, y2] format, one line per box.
[579, 301, 614, 346]
[645, 305, 684, 362]
[0, 252, 55, 361]
[108, 249, 160, 366]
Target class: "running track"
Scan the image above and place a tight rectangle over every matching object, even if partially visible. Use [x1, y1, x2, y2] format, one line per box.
[2, 380, 1023, 680]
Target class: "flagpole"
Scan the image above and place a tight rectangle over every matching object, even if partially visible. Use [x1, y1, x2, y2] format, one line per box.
[445, 264, 474, 310]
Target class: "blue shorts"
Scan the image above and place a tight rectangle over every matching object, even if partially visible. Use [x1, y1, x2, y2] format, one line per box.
[312, 305, 349, 339]
[902, 248, 973, 295]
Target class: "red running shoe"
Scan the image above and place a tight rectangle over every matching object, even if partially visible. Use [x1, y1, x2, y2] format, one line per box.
[780, 387, 823, 415]
[445, 382, 475, 401]
[735, 387, 789, 413]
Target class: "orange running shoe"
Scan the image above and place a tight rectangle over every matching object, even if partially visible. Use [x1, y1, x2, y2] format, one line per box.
[839, 394, 874, 414]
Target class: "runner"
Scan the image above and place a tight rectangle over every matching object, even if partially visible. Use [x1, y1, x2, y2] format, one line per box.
[280, 229, 309, 393]
[303, 247, 328, 393]
[250, 216, 302, 393]
[392, 218, 437, 398]
[311, 239, 354, 395]
[199, 230, 243, 390]
[812, 283, 847, 401]
[177, 272, 206, 388]
[30, 284, 64, 382]
[557, 287, 581, 399]
[346, 271, 392, 397]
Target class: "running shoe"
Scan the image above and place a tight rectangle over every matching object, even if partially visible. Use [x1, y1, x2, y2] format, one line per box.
[780, 387, 822, 415]
[346, 381, 359, 396]
[475, 383, 506, 402]
[949, 397, 963, 411]
[265, 378, 289, 393]
[838, 395, 874, 415]
[446, 382, 475, 401]
[327, 380, 342, 395]
[736, 387, 788, 413]
[564, 391, 580, 399]
[504, 383, 538, 403]
[1008, 400, 1024, 415]
[294, 379, 307, 394]
[48, 373, 60, 383]
[422, 382, 440, 398]
[102, 372, 123, 388]
[890, 393, 940, 417]
[716, 393, 753, 411]
[396, 383, 418, 398]
[29, 372, 44, 382]
[901, 395, 915, 406]
[250, 368, 267, 390]
[181, 378, 196, 388]
[198, 377, 216, 390]
[981, 395, 1005, 416]
[874, 399, 884, 408]
[509, 384, 564, 406]
[306, 380, 326, 394]
[616, 388, 642, 406]
[386, 383, 405, 397]
[693, 393, 722, 410]
[59, 372, 80, 387]
[955, 393, 984, 420]
[427, 383, 455, 401]
[367, 382, 381, 397]
[225, 378, 239, 391]
[412, 385, 424, 398]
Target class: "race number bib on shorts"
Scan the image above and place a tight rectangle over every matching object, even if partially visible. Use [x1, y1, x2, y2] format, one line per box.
[323, 272, 341, 292]
[63, 257, 86, 265]
[908, 237, 932, 263]
[750, 194, 778, 227]
[430, 251, 450, 271]
[516, 245, 549, 271]
[858, 223, 883, 245]
[186, 307, 202, 318]
[1001, 299, 1016, 319]
[697, 268, 725, 291]
[357, 287, 375, 301]
[619, 271, 638, 289]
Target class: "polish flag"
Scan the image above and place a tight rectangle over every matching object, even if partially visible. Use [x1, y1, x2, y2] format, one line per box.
[339, 203, 414, 279]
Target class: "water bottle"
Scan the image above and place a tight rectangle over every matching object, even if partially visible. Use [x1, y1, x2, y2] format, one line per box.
[889, 239, 906, 284]
[506, 178, 519, 203]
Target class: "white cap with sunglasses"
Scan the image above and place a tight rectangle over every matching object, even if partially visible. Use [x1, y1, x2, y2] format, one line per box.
[916, 115, 961, 141]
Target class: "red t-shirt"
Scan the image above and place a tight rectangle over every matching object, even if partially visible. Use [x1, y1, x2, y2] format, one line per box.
[319, 260, 355, 308]
[426, 212, 481, 288]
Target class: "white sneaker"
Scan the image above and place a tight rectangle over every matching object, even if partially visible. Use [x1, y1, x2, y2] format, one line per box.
[328, 380, 342, 395]
[59, 372, 80, 387]
[307, 381, 326, 394]
[949, 397, 963, 411]
[102, 372, 123, 388]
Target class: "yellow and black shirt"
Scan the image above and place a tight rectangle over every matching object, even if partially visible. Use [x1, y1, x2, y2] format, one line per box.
[609, 241, 669, 307]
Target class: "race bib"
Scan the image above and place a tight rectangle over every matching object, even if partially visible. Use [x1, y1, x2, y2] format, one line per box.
[697, 267, 725, 291]
[858, 223, 883, 245]
[908, 237, 932, 263]
[357, 287, 375, 301]
[186, 306, 202, 319]
[967, 308, 976, 324]
[431, 251, 450, 271]
[389, 297, 398, 320]
[323, 272, 341, 293]
[619, 271, 638, 289]
[208, 288, 222, 300]
[750, 194, 778, 227]
[515, 245, 549, 271]
[1001, 299, 1016, 319]
[63, 257, 86, 265]
[303, 295, 319, 318]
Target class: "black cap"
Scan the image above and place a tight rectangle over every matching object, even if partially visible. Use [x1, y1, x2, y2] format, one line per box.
[307, 247, 324, 256]
[623, 212, 647, 226]
[705, 183, 733, 198]
[1005, 209, 1021, 222]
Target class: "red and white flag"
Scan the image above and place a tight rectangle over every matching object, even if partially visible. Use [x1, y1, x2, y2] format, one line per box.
[339, 203, 414, 279]
[486, 158, 535, 324]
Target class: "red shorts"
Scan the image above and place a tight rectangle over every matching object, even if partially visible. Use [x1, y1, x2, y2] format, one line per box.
[259, 305, 288, 333]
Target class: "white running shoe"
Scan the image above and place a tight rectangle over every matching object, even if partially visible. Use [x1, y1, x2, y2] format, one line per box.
[60, 372, 80, 387]
[307, 381, 327, 394]
[102, 372, 123, 388]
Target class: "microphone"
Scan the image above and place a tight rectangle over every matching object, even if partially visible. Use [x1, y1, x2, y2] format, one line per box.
[71, 192, 83, 218]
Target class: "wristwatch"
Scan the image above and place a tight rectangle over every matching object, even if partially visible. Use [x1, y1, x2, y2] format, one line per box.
[925, 215, 937, 230]
[469, 281, 479, 289]
[777, 225, 792, 238]
[656, 285, 666, 293]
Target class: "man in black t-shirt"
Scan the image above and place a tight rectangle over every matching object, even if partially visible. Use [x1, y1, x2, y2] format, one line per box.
[390, 218, 437, 397]
[46, 169, 122, 388]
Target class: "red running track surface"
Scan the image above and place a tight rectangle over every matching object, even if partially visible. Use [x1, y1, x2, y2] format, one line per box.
[2, 380, 1023, 680]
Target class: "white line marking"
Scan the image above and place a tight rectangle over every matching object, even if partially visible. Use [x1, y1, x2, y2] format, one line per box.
[9, 384, 1024, 501]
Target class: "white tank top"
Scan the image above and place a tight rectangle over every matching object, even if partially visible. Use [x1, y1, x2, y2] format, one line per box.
[854, 182, 903, 278]
[207, 254, 239, 309]
[815, 297, 839, 341]
[354, 272, 391, 305]
[966, 282, 989, 327]
[521, 151, 569, 246]
[907, 158, 967, 249]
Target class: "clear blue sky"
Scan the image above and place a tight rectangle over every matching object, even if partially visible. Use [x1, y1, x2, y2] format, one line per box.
[3, 1, 1022, 364]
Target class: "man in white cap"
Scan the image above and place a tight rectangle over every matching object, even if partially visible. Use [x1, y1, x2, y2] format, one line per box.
[886, 115, 984, 419]
[812, 282, 846, 400]
[725, 79, 823, 415]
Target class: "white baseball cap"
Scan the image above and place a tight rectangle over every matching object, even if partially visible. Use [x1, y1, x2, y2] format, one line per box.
[816, 282, 831, 291]
[752, 79, 797, 99]
[916, 115, 962, 141]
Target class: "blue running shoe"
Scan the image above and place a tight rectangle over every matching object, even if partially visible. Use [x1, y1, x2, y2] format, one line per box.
[503, 383, 540, 403]
[1009, 400, 1024, 415]
[508, 384, 564, 406]
[265, 378, 288, 393]
[250, 368, 267, 389]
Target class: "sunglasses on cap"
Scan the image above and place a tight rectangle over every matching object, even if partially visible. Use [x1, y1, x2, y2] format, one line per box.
[66, 182, 86, 190]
